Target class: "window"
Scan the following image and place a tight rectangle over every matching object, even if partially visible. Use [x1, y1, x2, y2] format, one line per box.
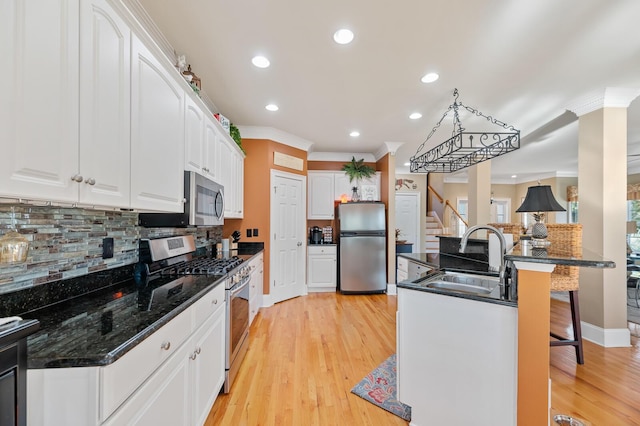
[568, 201, 579, 223]
[628, 200, 640, 252]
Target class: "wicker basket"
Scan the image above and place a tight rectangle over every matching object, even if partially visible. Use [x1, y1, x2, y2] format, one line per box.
[487, 223, 525, 242]
[546, 224, 582, 292]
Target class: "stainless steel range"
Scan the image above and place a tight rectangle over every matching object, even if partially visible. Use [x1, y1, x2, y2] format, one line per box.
[138, 235, 251, 393]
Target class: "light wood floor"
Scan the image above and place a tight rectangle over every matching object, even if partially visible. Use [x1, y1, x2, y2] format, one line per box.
[205, 293, 640, 426]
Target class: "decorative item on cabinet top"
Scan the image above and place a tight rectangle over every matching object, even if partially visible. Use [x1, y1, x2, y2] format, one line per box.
[182, 64, 201, 95]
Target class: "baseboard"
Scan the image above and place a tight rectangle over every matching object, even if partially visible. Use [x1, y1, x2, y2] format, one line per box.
[581, 321, 631, 347]
[307, 287, 337, 293]
[387, 284, 397, 295]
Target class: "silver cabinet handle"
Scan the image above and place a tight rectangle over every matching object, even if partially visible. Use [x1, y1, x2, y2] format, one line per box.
[161, 341, 171, 351]
[196, 347, 201, 354]
[85, 178, 96, 185]
[71, 174, 83, 182]
[297, 241, 302, 247]
[190, 351, 197, 360]
[211, 298, 218, 305]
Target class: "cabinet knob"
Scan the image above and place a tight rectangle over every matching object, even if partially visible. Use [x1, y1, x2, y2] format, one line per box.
[160, 341, 171, 351]
[85, 177, 96, 186]
[71, 174, 83, 183]
[297, 241, 302, 247]
[212, 299, 218, 305]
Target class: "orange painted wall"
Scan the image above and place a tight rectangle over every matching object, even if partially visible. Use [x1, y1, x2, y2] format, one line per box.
[223, 139, 307, 295]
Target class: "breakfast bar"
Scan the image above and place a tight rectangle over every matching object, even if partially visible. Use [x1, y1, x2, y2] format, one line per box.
[397, 239, 615, 425]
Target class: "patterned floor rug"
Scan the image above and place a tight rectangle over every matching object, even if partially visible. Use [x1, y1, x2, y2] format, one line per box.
[351, 354, 412, 421]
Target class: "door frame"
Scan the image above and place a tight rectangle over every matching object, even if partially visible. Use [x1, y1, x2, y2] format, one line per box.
[266, 169, 307, 306]
[395, 192, 421, 253]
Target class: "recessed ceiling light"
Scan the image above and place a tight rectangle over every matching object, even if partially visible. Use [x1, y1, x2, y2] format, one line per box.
[265, 104, 279, 111]
[421, 72, 439, 83]
[252, 55, 270, 68]
[404, 162, 410, 166]
[409, 112, 422, 120]
[511, 175, 517, 178]
[333, 29, 354, 45]
[349, 131, 360, 137]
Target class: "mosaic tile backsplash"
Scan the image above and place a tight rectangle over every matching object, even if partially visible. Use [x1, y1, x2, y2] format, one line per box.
[0, 205, 223, 295]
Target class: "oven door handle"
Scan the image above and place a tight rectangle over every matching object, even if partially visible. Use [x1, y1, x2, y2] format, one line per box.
[229, 278, 250, 296]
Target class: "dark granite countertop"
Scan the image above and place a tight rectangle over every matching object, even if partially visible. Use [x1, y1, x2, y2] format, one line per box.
[504, 240, 616, 268]
[4, 247, 264, 369]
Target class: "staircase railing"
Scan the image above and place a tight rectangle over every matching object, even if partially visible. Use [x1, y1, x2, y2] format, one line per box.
[427, 185, 468, 227]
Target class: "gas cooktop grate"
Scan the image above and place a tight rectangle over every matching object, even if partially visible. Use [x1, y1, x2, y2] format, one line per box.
[160, 256, 243, 276]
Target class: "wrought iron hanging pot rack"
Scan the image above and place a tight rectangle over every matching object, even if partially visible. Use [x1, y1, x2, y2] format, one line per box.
[410, 88, 520, 173]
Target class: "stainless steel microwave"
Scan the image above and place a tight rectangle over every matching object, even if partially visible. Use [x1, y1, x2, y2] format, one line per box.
[139, 171, 224, 227]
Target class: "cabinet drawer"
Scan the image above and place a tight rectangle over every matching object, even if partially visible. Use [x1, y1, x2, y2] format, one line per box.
[397, 256, 409, 273]
[100, 307, 191, 421]
[193, 282, 225, 330]
[307, 245, 337, 255]
[397, 269, 408, 283]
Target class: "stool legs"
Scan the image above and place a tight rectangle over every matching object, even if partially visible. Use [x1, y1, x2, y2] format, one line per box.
[550, 290, 584, 364]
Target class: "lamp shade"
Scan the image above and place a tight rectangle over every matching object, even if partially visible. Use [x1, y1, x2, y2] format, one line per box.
[516, 185, 566, 213]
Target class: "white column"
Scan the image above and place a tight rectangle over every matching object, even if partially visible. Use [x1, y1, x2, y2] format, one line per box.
[468, 161, 492, 229]
[567, 87, 640, 347]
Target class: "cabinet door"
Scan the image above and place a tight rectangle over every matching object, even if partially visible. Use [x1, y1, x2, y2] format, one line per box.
[203, 116, 219, 181]
[103, 343, 191, 426]
[78, 0, 131, 208]
[184, 96, 205, 175]
[334, 173, 354, 201]
[249, 254, 264, 324]
[191, 307, 225, 426]
[0, 0, 79, 202]
[307, 254, 337, 288]
[130, 35, 185, 212]
[308, 172, 335, 219]
[217, 138, 234, 216]
[234, 151, 244, 218]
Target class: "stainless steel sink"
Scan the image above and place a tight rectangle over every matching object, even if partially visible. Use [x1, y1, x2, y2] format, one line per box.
[412, 271, 501, 297]
[424, 281, 494, 295]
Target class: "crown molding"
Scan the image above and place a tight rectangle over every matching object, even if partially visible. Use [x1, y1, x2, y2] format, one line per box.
[374, 142, 404, 161]
[566, 87, 640, 117]
[237, 126, 314, 151]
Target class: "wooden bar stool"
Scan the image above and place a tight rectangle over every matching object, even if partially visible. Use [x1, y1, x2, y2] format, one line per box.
[547, 224, 584, 364]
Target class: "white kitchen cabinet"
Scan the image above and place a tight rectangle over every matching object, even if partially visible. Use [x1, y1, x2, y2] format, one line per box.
[334, 172, 381, 202]
[217, 137, 244, 218]
[397, 256, 409, 283]
[307, 245, 337, 291]
[184, 95, 205, 175]
[248, 253, 264, 325]
[28, 283, 226, 426]
[130, 34, 185, 212]
[397, 287, 517, 425]
[78, 0, 131, 208]
[307, 172, 335, 219]
[0, 0, 80, 203]
[203, 115, 220, 181]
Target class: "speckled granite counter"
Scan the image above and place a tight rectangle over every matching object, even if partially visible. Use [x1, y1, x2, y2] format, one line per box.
[504, 240, 615, 268]
[2, 247, 264, 369]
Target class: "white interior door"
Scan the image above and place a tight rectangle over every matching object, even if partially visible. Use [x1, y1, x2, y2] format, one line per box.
[395, 193, 420, 253]
[270, 170, 306, 304]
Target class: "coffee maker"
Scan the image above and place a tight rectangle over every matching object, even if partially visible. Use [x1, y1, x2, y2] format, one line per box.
[309, 226, 323, 244]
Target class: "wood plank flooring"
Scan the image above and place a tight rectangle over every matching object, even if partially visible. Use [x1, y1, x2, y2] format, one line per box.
[205, 293, 640, 426]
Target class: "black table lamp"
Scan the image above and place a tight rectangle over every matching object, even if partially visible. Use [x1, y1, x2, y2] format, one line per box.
[515, 184, 566, 242]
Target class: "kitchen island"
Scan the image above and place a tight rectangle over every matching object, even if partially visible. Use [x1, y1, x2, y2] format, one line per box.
[397, 239, 614, 426]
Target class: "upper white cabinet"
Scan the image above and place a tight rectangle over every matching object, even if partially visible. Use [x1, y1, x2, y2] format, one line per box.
[78, 0, 131, 208]
[0, 0, 80, 203]
[217, 137, 244, 218]
[307, 171, 381, 219]
[202, 115, 220, 182]
[184, 95, 205, 176]
[129, 34, 185, 212]
[308, 172, 335, 219]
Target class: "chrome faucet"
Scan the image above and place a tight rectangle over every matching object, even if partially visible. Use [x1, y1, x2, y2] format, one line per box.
[460, 224, 508, 296]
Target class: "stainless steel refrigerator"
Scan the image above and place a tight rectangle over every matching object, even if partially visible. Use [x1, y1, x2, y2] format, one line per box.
[337, 202, 387, 293]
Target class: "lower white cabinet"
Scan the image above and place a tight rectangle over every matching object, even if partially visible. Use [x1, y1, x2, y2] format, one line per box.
[248, 253, 264, 325]
[397, 256, 409, 283]
[27, 284, 226, 426]
[307, 245, 337, 291]
[104, 306, 225, 426]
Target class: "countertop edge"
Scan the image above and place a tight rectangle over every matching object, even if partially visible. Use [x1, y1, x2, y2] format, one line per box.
[397, 282, 517, 308]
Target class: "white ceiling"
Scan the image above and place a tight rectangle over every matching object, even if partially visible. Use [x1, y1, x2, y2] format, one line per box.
[137, 0, 640, 183]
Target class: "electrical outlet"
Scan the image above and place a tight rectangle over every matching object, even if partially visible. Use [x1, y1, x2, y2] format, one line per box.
[102, 237, 114, 259]
[246, 229, 252, 238]
[253, 228, 259, 237]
